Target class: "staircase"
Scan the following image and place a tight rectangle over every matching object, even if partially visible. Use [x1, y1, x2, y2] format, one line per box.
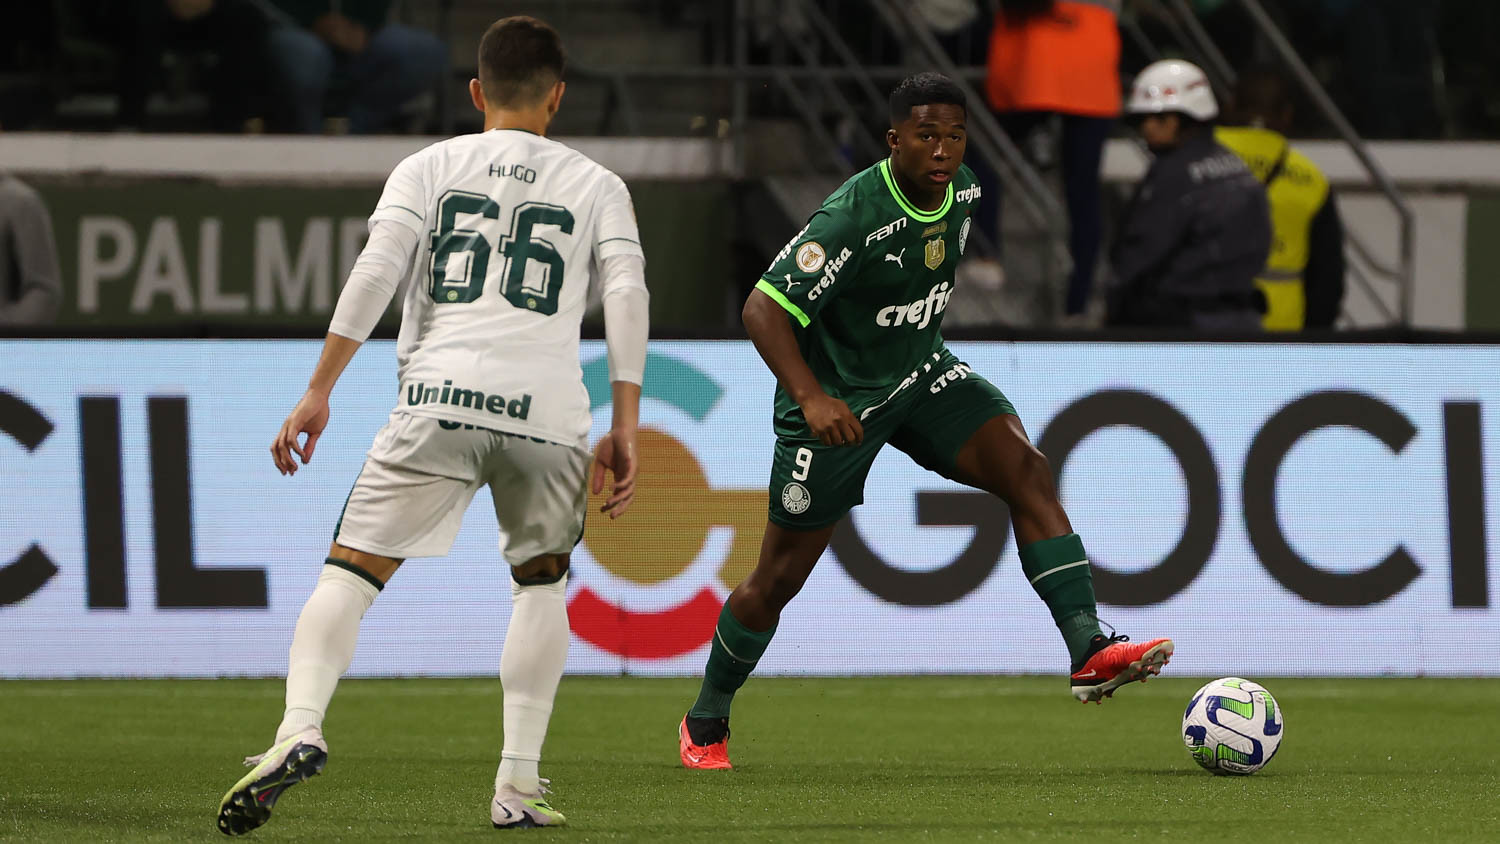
[411, 0, 729, 136]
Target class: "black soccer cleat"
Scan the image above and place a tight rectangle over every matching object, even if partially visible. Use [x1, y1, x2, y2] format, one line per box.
[216, 731, 328, 836]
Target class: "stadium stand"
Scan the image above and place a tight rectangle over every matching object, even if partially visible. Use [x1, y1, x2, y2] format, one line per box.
[0, 0, 1496, 333]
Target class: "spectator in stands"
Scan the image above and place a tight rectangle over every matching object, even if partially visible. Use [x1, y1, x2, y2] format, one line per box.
[1217, 66, 1345, 331]
[1107, 60, 1270, 331]
[0, 171, 62, 325]
[120, 0, 272, 132]
[265, 1, 447, 134]
[985, 0, 1120, 322]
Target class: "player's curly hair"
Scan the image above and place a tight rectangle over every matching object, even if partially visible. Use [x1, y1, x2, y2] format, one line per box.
[478, 16, 567, 108]
[889, 72, 967, 125]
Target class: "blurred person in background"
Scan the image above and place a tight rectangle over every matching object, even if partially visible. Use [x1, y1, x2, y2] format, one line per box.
[1107, 60, 1270, 331]
[0, 169, 62, 325]
[265, 0, 447, 133]
[985, 0, 1119, 323]
[1216, 66, 1345, 331]
[120, 0, 272, 131]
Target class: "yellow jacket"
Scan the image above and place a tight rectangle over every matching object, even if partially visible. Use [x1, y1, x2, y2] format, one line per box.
[1214, 126, 1345, 330]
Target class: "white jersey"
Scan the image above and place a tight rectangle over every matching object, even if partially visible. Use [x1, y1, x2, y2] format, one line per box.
[368, 129, 644, 447]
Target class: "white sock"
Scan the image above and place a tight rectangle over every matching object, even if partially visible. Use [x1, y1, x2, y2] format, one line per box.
[276, 564, 380, 743]
[495, 573, 570, 795]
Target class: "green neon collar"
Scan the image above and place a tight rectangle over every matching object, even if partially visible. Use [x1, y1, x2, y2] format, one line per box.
[879, 158, 953, 223]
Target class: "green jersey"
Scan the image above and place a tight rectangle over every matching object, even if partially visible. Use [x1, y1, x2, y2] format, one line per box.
[756, 158, 983, 435]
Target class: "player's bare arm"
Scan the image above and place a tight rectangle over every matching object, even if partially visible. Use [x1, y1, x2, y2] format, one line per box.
[742, 289, 863, 447]
[271, 332, 361, 476]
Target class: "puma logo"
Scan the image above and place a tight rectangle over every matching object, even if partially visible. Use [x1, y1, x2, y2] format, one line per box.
[885, 248, 906, 268]
[784, 273, 800, 291]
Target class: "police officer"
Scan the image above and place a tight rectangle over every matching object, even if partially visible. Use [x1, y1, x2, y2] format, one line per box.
[1107, 60, 1271, 330]
[1217, 66, 1346, 331]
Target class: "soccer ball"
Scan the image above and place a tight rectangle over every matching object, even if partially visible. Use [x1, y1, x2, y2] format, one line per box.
[1181, 677, 1284, 775]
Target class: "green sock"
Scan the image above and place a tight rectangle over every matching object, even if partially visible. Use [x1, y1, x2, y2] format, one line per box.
[1018, 533, 1102, 668]
[688, 603, 777, 720]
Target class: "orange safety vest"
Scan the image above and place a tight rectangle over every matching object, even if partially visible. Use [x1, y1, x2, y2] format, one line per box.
[986, 0, 1122, 117]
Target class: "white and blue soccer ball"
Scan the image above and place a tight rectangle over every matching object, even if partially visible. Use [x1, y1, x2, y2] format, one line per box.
[1181, 677, 1284, 775]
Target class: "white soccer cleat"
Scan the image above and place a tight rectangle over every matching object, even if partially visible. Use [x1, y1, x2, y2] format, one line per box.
[491, 781, 567, 829]
[216, 728, 328, 836]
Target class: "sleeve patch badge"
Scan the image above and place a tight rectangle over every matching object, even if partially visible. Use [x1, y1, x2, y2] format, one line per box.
[795, 241, 827, 273]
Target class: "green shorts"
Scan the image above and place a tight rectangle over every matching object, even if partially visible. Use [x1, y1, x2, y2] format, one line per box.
[768, 349, 1017, 529]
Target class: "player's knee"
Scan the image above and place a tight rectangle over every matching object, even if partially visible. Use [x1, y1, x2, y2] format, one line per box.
[512, 553, 570, 586]
[327, 543, 401, 584]
[1016, 450, 1071, 527]
[1018, 445, 1055, 493]
[997, 444, 1057, 509]
[743, 566, 803, 612]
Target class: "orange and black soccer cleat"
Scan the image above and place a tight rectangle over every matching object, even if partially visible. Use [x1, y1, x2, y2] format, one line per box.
[678, 715, 733, 770]
[1069, 634, 1173, 703]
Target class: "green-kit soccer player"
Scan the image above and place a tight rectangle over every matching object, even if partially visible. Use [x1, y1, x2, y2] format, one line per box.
[679, 73, 1173, 769]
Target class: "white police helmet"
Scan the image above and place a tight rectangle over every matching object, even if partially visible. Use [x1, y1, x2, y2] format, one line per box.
[1127, 59, 1219, 121]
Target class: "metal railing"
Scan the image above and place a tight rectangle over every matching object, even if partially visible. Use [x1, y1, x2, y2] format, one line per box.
[428, 0, 1060, 322]
[430, 0, 1416, 328]
[1235, 0, 1415, 327]
[730, 0, 1036, 299]
[870, 0, 1073, 321]
[1131, 0, 1417, 326]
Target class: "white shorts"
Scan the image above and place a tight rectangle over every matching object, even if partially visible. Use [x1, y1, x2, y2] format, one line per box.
[333, 412, 591, 566]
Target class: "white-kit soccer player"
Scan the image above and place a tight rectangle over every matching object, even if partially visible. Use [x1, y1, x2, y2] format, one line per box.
[216, 16, 648, 835]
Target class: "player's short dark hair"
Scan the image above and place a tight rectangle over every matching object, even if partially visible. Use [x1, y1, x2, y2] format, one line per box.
[889, 72, 967, 125]
[478, 16, 566, 108]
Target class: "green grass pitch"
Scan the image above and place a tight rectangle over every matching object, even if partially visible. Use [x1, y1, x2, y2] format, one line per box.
[3, 676, 1497, 842]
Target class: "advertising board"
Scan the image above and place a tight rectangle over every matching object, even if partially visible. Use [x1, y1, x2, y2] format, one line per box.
[2, 341, 1495, 677]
